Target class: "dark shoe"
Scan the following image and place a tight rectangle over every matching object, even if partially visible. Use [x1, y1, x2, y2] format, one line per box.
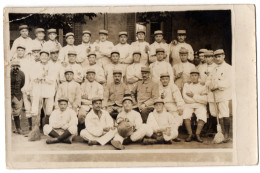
[143, 138, 157, 145]
[16, 128, 25, 135]
[173, 137, 181, 142]
[185, 134, 193, 142]
[122, 136, 132, 145]
[29, 126, 32, 131]
[62, 136, 73, 144]
[46, 138, 59, 144]
[88, 140, 99, 146]
[196, 134, 203, 143]
[111, 140, 125, 150]
[163, 140, 172, 144]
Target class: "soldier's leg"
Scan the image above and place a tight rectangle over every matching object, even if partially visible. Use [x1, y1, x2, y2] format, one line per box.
[96, 129, 117, 146]
[78, 106, 90, 135]
[194, 106, 207, 143]
[12, 97, 24, 134]
[218, 101, 231, 142]
[23, 93, 32, 130]
[80, 129, 99, 143]
[130, 124, 152, 143]
[43, 97, 54, 125]
[183, 106, 194, 142]
[140, 107, 154, 123]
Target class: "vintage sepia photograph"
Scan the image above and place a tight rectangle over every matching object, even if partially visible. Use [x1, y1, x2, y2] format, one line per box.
[3, 5, 257, 168]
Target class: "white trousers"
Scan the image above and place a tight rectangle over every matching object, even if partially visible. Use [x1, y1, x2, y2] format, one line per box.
[43, 125, 78, 136]
[209, 100, 230, 118]
[164, 103, 183, 127]
[183, 105, 207, 123]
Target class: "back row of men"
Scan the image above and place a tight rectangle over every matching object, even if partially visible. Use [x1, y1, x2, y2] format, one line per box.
[10, 24, 232, 148]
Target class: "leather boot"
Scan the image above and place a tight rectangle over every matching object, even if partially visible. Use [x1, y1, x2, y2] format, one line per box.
[14, 116, 24, 135]
[143, 138, 157, 145]
[223, 117, 231, 143]
[184, 119, 193, 142]
[46, 138, 59, 144]
[49, 130, 60, 138]
[111, 140, 125, 150]
[196, 120, 205, 143]
[57, 129, 72, 144]
[44, 115, 50, 125]
[28, 117, 32, 131]
[122, 136, 132, 145]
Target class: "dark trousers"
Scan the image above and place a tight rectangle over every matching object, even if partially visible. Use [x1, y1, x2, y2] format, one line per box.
[134, 107, 154, 123]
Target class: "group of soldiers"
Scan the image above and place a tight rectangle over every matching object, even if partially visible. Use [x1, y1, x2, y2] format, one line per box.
[10, 24, 232, 150]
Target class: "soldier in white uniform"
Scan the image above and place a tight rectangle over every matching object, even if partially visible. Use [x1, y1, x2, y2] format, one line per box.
[197, 48, 208, 68]
[206, 49, 232, 142]
[55, 67, 81, 112]
[43, 97, 78, 144]
[30, 46, 41, 63]
[169, 29, 194, 65]
[183, 68, 208, 143]
[126, 51, 145, 92]
[144, 98, 179, 144]
[76, 30, 94, 67]
[10, 25, 33, 58]
[159, 73, 185, 141]
[58, 32, 78, 63]
[111, 96, 152, 150]
[149, 48, 174, 83]
[92, 30, 114, 68]
[80, 97, 117, 146]
[130, 28, 150, 66]
[173, 47, 196, 92]
[31, 28, 46, 49]
[42, 29, 62, 52]
[59, 50, 84, 84]
[149, 30, 170, 63]
[49, 48, 62, 85]
[78, 69, 104, 134]
[84, 52, 106, 85]
[115, 31, 133, 68]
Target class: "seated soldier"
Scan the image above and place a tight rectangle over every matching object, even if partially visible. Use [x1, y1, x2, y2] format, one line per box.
[144, 98, 179, 144]
[111, 96, 152, 150]
[182, 68, 208, 143]
[103, 70, 130, 119]
[80, 97, 116, 146]
[78, 69, 104, 134]
[43, 97, 78, 144]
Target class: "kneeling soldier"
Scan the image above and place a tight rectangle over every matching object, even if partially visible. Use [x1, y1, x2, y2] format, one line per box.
[43, 97, 78, 144]
[111, 96, 152, 150]
[182, 68, 208, 143]
[144, 98, 179, 144]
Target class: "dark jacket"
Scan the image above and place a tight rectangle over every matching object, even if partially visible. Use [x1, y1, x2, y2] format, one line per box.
[11, 70, 25, 100]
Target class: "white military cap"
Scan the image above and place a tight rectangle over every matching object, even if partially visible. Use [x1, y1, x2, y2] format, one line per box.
[214, 49, 225, 55]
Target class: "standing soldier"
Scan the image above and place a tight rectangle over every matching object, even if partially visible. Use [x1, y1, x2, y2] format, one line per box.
[183, 68, 208, 143]
[130, 28, 150, 66]
[58, 32, 78, 63]
[59, 50, 84, 84]
[149, 48, 174, 83]
[10, 25, 33, 58]
[84, 52, 106, 85]
[169, 29, 194, 65]
[132, 67, 159, 123]
[93, 30, 114, 68]
[49, 48, 62, 84]
[55, 67, 81, 113]
[206, 49, 232, 143]
[149, 30, 170, 63]
[173, 47, 196, 92]
[159, 73, 185, 142]
[80, 97, 117, 146]
[43, 97, 78, 144]
[10, 60, 25, 134]
[126, 51, 145, 92]
[78, 69, 104, 134]
[76, 30, 94, 67]
[103, 70, 130, 119]
[31, 28, 46, 48]
[115, 31, 133, 68]
[42, 29, 62, 52]
[197, 49, 208, 68]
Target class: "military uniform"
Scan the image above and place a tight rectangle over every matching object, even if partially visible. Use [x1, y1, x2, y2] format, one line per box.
[30, 28, 46, 49]
[42, 29, 62, 52]
[58, 33, 78, 63]
[104, 62, 125, 85]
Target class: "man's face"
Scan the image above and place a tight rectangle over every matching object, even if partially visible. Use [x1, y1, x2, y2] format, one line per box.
[193, 54, 201, 66]
[59, 101, 68, 112]
[180, 53, 188, 62]
[86, 72, 95, 82]
[40, 53, 50, 63]
[49, 33, 57, 40]
[177, 34, 186, 43]
[199, 54, 205, 63]
[99, 34, 108, 42]
[82, 34, 91, 43]
[190, 73, 199, 83]
[155, 34, 163, 43]
[32, 50, 40, 61]
[16, 48, 25, 58]
[11, 65, 20, 74]
[137, 32, 145, 40]
[113, 73, 122, 84]
[133, 54, 141, 63]
[123, 100, 133, 111]
[141, 72, 149, 80]
[111, 53, 119, 63]
[93, 100, 102, 111]
[36, 32, 45, 40]
[68, 54, 76, 63]
[66, 36, 74, 45]
[154, 103, 164, 113]
[156, 52, 164, 61]
[50, 52, 59, 62]
[88, 55, 96, 65]
[205, 55, 214, 65]
[214, 54, 225, 65]
[65, 72, 74, 82]
[20, 29, 29, 38]
[119, 35, 127, 44]
[160, 76, 170, 87]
